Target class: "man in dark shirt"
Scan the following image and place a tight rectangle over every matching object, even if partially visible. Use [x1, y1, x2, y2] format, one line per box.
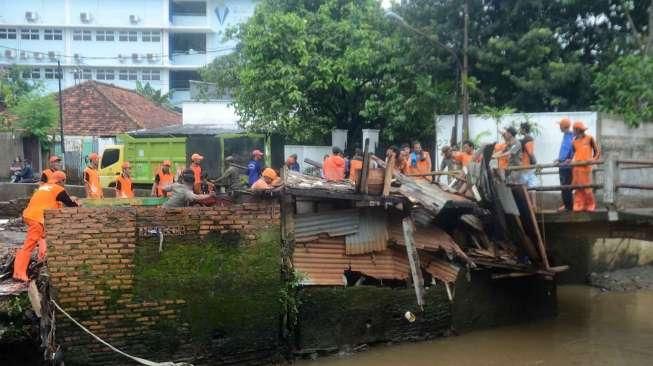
[555, 118, 575, 211]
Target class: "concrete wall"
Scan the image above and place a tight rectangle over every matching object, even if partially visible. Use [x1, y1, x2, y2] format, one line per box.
[46, 201, 282, 365]
[0, 132, 24, 180]
[181, 101, 239, 128]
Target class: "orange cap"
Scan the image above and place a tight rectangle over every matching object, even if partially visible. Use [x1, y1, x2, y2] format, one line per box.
[49, 155, 61, 163]
[572, 121, 587, 131]
[122, 161, 131, 169]
[162, 160, 172, 166]
[49, 171, 67, 183]
[191, 153, 204, 161]
[262, 168, 277, 180]
[558, 118, 571, 129]
[88, 153, 99, 162]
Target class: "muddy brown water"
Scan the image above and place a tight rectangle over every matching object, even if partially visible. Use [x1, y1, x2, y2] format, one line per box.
[296, 285, 653, 366]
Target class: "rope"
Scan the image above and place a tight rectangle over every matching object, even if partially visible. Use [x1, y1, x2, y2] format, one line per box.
[51, 300, 193, 366]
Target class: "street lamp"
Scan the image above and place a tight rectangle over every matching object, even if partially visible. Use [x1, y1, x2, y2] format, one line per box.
[384, 10, 470, 146]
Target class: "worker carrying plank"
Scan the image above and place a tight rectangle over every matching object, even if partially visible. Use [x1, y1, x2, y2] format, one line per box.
[13, 171, 78, 281]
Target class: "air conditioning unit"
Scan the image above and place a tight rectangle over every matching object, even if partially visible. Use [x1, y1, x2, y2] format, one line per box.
[129, 14, 140, 24]
[74, 53, 82, 63]
[25, 11, 39, 22]
[34, 52, 44, 60]
[4, 49, 16, 59]
[20, 50, 28, 59]
[48, 51, 56, 60]
[80, 12, 92, 23]
[146, 53, 158, 62]
[131, 53, 141, 62]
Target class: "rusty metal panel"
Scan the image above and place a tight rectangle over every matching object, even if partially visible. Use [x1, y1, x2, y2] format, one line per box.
[424, 258, 460, 283]
[294, 210, 359, 242]
[345, 209, 388, 255]
[293, 235, 410, 286]
[388, 221, 468, 261]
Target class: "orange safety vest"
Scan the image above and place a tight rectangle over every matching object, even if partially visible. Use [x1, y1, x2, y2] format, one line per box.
[84, 166, 103, 198]
[494, 143, 509, 170]
[452, 151, 474, 167]
[23, 183, 65, 224]
[349, 159, 363, 183]
[155, 172, 174, 197]
[408, 152, 432, 181]
[572, 134, 595, 173]
[116, 175, 134, 198]
[323, 155, 346, 181]
[251, 177, 271, 190]
[41, 168, 56, 183]
[191, 163, 202, 193]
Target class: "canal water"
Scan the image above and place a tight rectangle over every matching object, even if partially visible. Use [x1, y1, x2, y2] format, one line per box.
[297, 285, 653, 366]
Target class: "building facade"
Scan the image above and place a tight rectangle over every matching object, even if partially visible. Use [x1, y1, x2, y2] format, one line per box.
[0, 0, 256, 104]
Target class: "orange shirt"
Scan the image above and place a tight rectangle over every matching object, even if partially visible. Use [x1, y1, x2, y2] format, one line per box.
[252, 177, 271, 190]
[408, 151, 432, 181]
[349, 159, 363, 183]
[494, 143, 509, 170]
[521, 140, 535, 166]
[573, 134, 597, 174]
[155, 171, 174, 197]
[323, 155, 346, 181]
[23, 183, 65, 224]
[452, 151, 474, 167]
[84, 166, 103, 198]
[116, 175, 134, 198]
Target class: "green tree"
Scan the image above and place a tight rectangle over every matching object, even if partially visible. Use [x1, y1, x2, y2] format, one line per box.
[200, 0, 445, 146]
[135, 81, 174, 109]
[0, 65, 41, 128]
[9, 94, 59, 145]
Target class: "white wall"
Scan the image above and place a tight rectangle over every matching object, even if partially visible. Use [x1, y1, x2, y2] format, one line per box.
[437, 112, 598, 185]
[284, 145, 332, 174]
[182, 100, 239, 128]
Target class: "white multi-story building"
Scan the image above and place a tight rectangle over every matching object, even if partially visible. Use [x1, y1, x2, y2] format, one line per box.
[0, 0, 256, 104]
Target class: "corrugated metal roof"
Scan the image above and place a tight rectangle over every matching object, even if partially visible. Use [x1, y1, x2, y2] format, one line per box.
[293, 236, 410, 286]
[295, 210, 359, 243]
[388, 220, 469, 262]
[345, 209, 388, 255]
[128, 124, 241, 136]
[422, 257, 460, 283]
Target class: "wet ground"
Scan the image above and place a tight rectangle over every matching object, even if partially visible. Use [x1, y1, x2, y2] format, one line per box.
[297, 285, 653, 366]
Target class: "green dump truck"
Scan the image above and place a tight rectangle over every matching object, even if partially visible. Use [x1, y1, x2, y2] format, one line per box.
[98, 126, 279, 188]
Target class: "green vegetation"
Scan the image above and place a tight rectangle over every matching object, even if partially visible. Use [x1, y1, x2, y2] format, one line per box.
[135, 80, 174, 110]
[10, 94, 59, 145]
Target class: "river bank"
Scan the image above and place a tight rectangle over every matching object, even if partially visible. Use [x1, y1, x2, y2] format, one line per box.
[296, 285, 653, 366]
[589, 264, 653, 291]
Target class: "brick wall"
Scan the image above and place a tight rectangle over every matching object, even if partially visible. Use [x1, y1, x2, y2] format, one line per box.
[45, 200, 280, 365]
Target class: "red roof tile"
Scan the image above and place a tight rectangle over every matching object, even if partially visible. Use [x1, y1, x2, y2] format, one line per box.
[59, 81, 181, 136]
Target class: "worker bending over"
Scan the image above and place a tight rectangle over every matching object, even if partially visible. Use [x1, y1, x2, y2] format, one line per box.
[84, 153, 103, 199]
[322, 147, 346, 181]
[252, 168, 282, 190]
[14, 171, 78, 281]
[572, 121, 601, 212]
[40, 155, 62, 184]
[115, 162, 134, 198]
[152, 160, 174, 197]
[162, 169, 210, 207]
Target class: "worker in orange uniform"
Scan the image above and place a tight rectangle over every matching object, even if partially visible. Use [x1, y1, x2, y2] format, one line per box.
[84, 153, 103, 199]
[323, 147, 346, 181]
[40, 155, 62, 183]
[13, 171, 78, 281]
[115, 162, 134, 198]
[348, 148, 364, 183]
[571, 121, 601, 212]
[452, 141, 475, 167]
[151, 160, 175, 197]
[409, 141, 432, 181]
[252, 168, 281, 190]
[190, 153, 204, 193]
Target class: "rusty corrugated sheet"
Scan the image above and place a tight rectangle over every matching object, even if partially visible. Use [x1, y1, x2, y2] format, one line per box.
[293, 235, 410, 286]
[345, 209, 388, 255]
[423, 257, 460, 283]
[295, 210, 359, 243]
[388, 221, 469, 262]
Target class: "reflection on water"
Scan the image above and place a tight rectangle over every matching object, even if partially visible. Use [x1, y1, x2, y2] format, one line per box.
[297, 286, 653, 366]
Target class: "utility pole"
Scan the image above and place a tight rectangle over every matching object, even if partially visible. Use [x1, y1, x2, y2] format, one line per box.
[462, 0, 470, 141]
[57, 60, 65, 164]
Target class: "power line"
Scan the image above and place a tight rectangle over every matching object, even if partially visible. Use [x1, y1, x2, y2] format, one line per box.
[0, 44, 236, 61]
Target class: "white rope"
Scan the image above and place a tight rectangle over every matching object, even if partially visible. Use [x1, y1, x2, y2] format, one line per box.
[51, 300, 193, 366]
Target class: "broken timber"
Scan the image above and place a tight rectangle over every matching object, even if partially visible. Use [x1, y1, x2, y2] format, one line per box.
[402, 217, 425, 310]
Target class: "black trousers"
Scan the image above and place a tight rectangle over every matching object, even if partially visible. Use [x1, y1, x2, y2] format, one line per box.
[559, 168, 573, 210]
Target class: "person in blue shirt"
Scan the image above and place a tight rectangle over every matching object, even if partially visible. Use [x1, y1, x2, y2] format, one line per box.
[286, 153, 300, 172]
[555, 118, 575, 211]
[247, 149, 265, 186]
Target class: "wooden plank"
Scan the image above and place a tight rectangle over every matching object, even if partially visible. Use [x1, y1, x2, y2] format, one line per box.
[507, 160, 603, 172]
[518, 185, 550, 270]
[360, 138, 370, 194]
[402, 217, 425, 310]
[382, 155, 394, 197]
[603, 154, 616, 205]
[526, 184, 603, 191]
[508, 214, 540, 262]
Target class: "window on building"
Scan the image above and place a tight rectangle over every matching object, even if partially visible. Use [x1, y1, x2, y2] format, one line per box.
[96, 30, 115, 41]
[73, 29, 92, 41]
[21, 29, 39, 40]
[172, 1, 207, 16]
[44, 29, 63, 40]
[141, 31, 161, 42]
[0, 28, 18, 39]
[141, 70, 161, 81]
[96, 69, 115, 80]
[170, 33, 206, 53]
[44, 68, 55, 79]
[118, 31, 138, 42]
[170, 70, 198, 90]
[22, 68, 41, 79]
[118, 69, 138, 81]
[83, 30, 92, 41]
[128, 31, 137, 42]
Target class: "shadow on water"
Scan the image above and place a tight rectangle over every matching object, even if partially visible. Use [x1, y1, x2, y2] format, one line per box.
[297, 285, 653, 366]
